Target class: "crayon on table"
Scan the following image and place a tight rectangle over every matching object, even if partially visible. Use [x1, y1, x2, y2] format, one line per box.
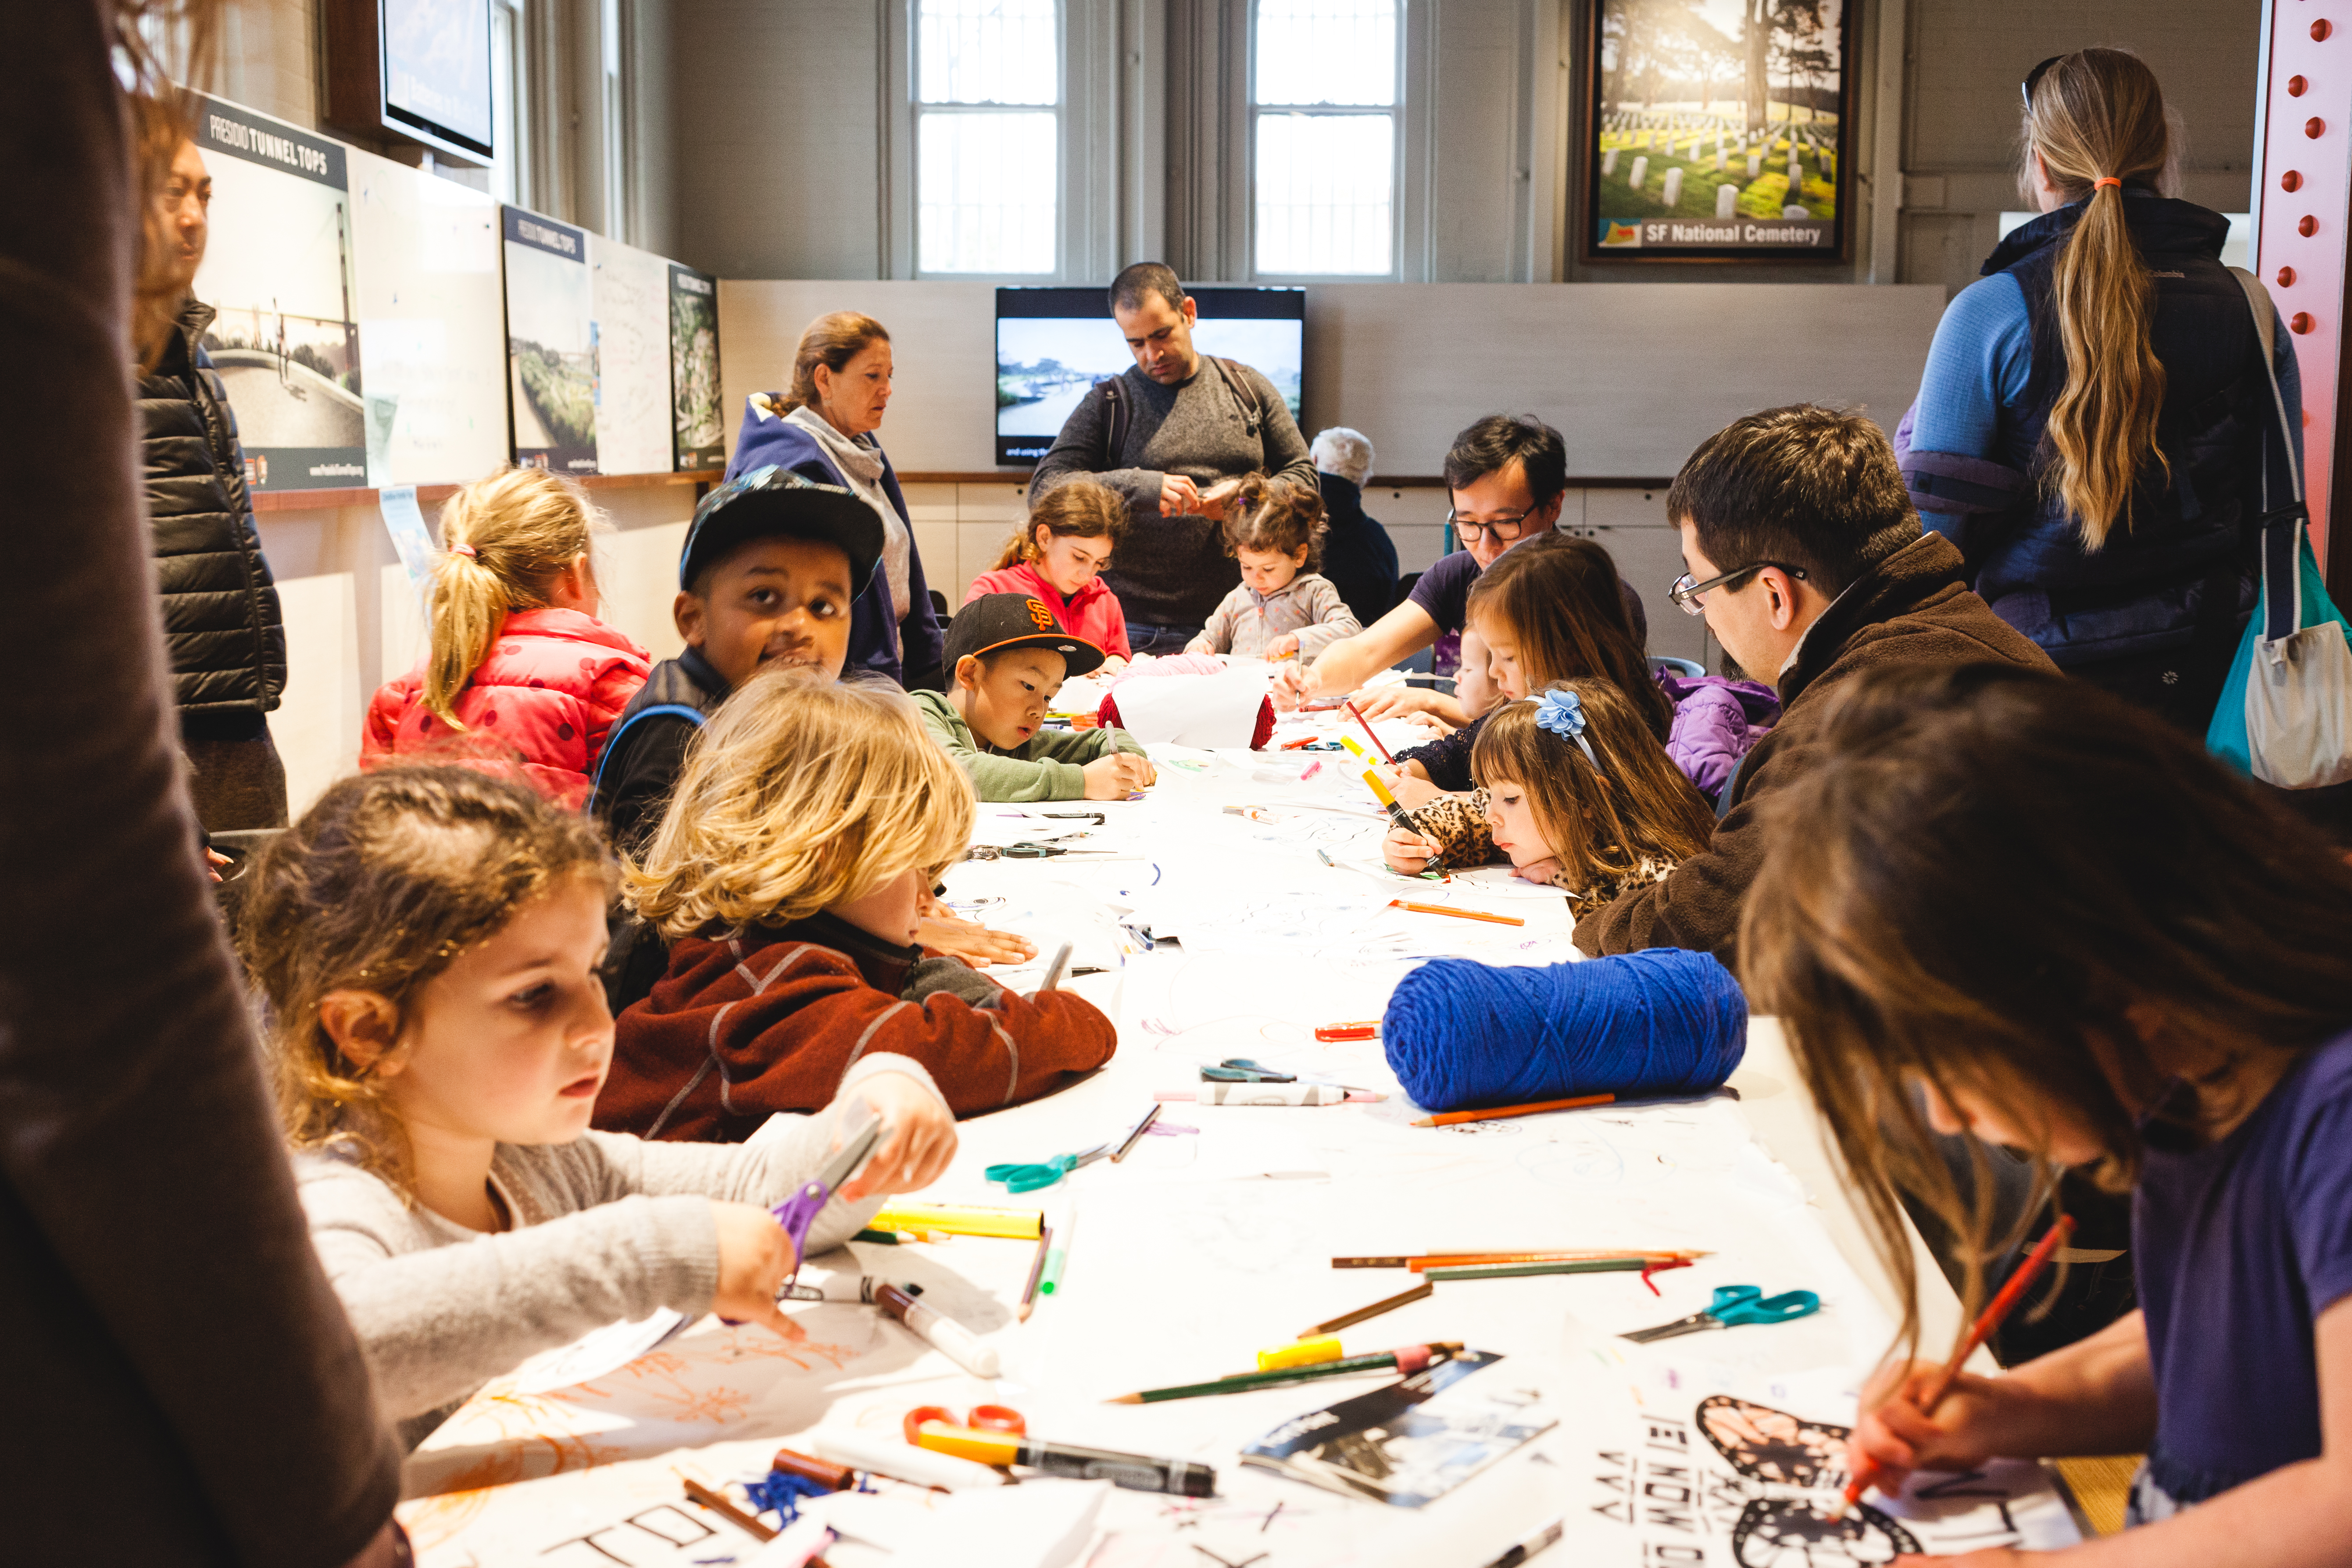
[1408, 1094, 1614, 1127]
[1039, 1205, 1076, 1296]
[1107, 1342, 1462, 1404]
[864, 1202, 1044, 1239]
[917, 1423, 1216, 1496]
[1303, 1278, 1434, 1336]
[1387, 899, 1525, 926]
[681, 1479, 777, 1542]
[1017, 1224, 1054, 1321]
[1423, 1257, 1668, 1282]
[1257, 1335, 1343, 1371]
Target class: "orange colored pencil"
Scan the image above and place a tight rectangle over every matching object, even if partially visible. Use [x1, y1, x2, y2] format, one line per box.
[1387, 900, 1524, 926]
[1835, 1215, 2077, 1518]
[1409, 1093, 1614, 1127]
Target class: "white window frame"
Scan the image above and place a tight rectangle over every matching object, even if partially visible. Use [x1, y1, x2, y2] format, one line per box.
[906, 0, 1065, 279]
[1246, 0, 1404, 282]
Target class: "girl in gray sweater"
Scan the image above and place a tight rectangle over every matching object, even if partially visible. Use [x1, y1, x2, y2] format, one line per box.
[243, 765, 957, 1448]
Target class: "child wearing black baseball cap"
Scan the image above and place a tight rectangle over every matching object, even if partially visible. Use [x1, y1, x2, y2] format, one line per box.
[916, 594, 1157, 802]
[590, 466, 883, 852]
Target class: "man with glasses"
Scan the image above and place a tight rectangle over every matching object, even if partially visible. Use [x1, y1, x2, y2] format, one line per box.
[1276, 414, 1609, 721]
[1577, 404, 2053, 961]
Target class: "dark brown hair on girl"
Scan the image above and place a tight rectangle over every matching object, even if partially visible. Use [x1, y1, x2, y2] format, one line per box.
[1223, 474, 1327, 568]
[242, 765, 614, 1191]
[1471, 680, 1714, 899]
[1465, 532, 1671, 739]
[1740, 662, 2352, 1361]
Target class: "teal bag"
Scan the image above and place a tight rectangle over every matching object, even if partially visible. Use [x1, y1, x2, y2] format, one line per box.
[2207, 273, 2352, 788]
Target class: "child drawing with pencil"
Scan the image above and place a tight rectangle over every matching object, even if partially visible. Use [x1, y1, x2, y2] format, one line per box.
[1185, 475, 1362, 662]
[1386, 681, 1712, 907]
[247, 764, 957, 1451]
[918, 594, 1157, 803]
[606, 672, 1116, 1135]
[1743, 664, 2352, 1562]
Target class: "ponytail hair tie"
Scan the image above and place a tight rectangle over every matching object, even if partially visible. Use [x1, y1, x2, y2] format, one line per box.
[2093, 176, 2123, 191]
[1533, 689, 1600, 768]
[450, 542, 478, 559]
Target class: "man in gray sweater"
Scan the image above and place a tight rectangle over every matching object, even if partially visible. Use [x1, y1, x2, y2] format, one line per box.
[1028, 263, 1318, 651]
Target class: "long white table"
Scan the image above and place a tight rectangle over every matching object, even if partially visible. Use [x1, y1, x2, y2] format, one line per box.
[395, 696, 2073, 1567]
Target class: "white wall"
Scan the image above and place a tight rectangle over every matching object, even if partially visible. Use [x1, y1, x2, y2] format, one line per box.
[717, 279, 1949, 475]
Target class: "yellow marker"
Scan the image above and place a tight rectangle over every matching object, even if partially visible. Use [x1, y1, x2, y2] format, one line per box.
[865, 1202, 1044, 1240]
[1256, 1335, 1343, 1371]
[1339, 734, 1368, 759]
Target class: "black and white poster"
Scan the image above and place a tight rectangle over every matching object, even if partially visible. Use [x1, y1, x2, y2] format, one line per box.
[192, 96, 367, 491]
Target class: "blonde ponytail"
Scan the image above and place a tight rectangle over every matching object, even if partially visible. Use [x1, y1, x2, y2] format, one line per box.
[423, 467, 599, 727]
[2024, 49, 2177, 550]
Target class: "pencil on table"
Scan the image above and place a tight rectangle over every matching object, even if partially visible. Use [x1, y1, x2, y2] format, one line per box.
[1344, 700, 1396, 763]
[1408, 1094, 1614, 1127]
[1387, 900, 1524, 926]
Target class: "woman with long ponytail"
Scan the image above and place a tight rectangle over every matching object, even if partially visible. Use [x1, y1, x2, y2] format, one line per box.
[362, 466, 651, 807]
[1895, 48, 2302, 733]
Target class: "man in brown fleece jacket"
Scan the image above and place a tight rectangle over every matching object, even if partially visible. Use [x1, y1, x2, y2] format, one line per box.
[1576, 406, 2057, 964]
[4, 4, 400, 1561]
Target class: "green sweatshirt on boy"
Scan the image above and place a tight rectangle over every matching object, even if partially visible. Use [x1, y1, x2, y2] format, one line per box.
[914, 689, 1147, 802]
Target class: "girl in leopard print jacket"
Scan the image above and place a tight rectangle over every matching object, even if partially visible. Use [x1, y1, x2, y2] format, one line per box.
[1387, 681, 1715, 911]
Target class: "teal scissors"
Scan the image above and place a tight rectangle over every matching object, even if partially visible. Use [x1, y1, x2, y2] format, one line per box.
[985, 1106, 1161, 1193]
[1621, 1284, 1821, 1343]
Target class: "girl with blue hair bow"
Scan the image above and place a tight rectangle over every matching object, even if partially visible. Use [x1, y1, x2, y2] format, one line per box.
[1385, 680, 1715, 908]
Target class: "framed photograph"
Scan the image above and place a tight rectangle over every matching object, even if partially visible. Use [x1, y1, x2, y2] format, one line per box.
[1582, 0, 1852, 263]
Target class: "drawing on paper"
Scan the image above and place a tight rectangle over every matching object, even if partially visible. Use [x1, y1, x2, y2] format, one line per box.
[1591, 1394, 2070, 1566]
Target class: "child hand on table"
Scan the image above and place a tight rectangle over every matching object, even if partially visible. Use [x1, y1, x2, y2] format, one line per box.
[915, 887, 1037, 967]
[1382, 823, 1440, 875]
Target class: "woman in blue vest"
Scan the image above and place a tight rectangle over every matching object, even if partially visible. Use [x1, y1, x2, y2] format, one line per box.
[1897, 48, 2302, 732]
[726, 311, 947, 692]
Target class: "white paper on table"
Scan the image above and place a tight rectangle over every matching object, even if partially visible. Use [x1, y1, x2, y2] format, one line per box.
[811, 1480, 1108, 1568]
[506, 1308, 686, 1394]
[1108, 669, 1269, 747]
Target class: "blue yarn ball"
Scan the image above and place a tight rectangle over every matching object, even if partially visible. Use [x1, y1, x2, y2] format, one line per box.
[1382, 948, 1748, 1113]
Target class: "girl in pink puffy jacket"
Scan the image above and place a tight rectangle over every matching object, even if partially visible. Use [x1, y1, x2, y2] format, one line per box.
[362, 468, 651, 809]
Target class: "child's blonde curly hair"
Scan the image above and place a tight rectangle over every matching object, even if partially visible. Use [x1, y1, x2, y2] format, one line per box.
[626, 672, 976, 940]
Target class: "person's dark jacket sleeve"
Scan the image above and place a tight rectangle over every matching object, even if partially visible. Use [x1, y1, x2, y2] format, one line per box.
[0, 5, 400, 1561]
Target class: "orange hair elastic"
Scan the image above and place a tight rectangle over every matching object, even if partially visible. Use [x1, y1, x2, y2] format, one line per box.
[2093, 176, 2123, 190]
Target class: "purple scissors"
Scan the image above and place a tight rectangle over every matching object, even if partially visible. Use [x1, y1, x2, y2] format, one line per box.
[770, 1108, 886, 1300]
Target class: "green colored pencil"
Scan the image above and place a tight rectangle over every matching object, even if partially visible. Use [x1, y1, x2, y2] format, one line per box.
[1423, 1258, 1659, 1282]
[1106, 1342, 1462, 1404]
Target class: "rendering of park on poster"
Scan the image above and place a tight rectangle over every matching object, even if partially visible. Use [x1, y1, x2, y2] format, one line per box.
[192, 96, 367, 491]
[669, 264, 725, 471]
[1586, 0, 1850, 261]
[504, 207, 598, 475]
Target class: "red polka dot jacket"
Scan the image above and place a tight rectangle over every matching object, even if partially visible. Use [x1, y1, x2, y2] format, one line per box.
[361, 607, 652, 809]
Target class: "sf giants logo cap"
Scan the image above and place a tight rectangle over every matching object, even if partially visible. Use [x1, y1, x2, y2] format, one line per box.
[944, 592, 1109, 678]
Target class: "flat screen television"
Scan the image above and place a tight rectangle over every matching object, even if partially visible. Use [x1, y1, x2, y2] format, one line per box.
[325, 0, 493, 164]
[995, 286, 1305, 467]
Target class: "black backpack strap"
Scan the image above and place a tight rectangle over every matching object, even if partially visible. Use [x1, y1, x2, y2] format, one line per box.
[590, 703, 709, 800]
[1099, 377, 1130, 469]
[1207, 355, 1264, 439]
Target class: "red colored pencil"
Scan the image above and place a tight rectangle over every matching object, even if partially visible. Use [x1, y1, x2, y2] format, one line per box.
[1835, 1215, 2077, 1518]
[1344, 700, 1396, 763]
